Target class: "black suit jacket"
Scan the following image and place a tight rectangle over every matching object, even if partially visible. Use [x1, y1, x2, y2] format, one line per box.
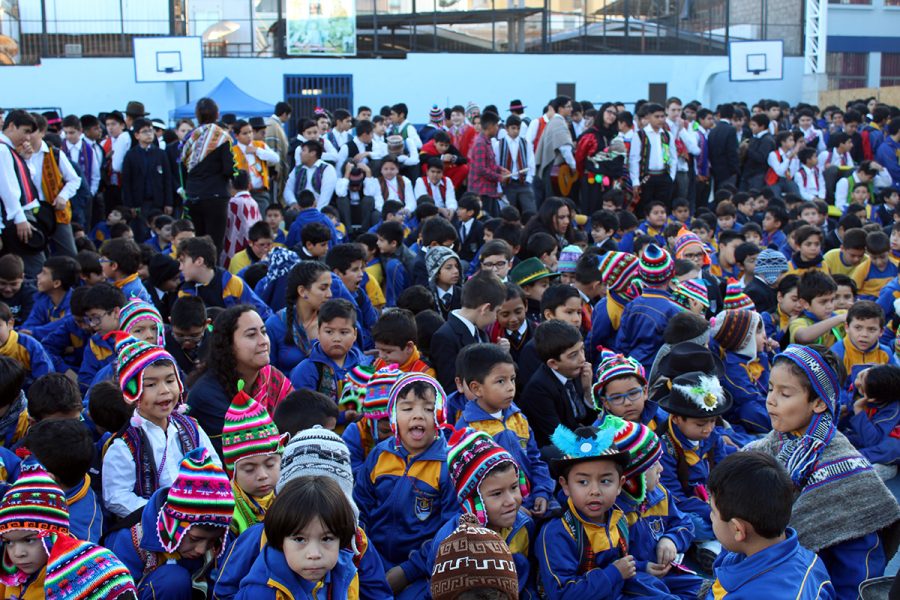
[743, 133, 776, 181]
[431, 313, 483, 391]
[744, 277, 777, 314]
[121, 145, 172, 210]
[708, 121, 740, 182]
[518, 363, 596, 448]
[456, 219, 485, 262]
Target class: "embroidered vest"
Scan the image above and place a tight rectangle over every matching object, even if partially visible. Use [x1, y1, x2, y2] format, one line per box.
[117, 412, 201, 499]
[424, 179, 447, 204]
[799, 166, 819, 192]
[294, 163, 327, 196]
[62, 140, 96, 190]
[0, 141, 39, 216]
[636, 129, 671, 181]
[498, 138, 527, 181]
[379, 176, 406, 202]
[41, 147, 71, 224]
[233, 142, 270, 190]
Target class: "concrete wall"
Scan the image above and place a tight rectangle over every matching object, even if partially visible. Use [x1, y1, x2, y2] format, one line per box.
[0, 53, 807, 122]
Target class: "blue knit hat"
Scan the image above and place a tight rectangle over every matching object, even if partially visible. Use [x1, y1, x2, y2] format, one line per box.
[775, 345, 839, 416]
[558, 245, 583, 274]
[755, 249, 789, 285]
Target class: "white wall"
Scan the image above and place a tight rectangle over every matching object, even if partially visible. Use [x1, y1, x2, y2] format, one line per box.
[0, 53, 806, 121]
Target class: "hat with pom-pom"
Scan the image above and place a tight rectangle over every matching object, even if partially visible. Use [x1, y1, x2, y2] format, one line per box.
[637, 244, 675, 285]
[606, 416, 663, 503]
[447, 428, 528, 526]
[157, 448, 234, 555]
[599, 251, 639, 293]
[118, 298, 164, 345]
[673, 230, 710, 266]
[339, 365, 375, 412]
[388, 372, 449, 442]
[44, 535, 137, 600]
[723, 278, 755, 311]
[429, 105, 444, 125]
[108, 332, 183, 404]
[364, 366, 401, 421]
[221, 380, 288, 475]
[672, 278, 710, 311]
[592, 350, 647, 408]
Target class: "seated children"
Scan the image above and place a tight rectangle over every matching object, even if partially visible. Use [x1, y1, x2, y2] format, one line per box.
[592, 351, 662, 430]
[541, 283, 585, 333]
[711, 310, 772, 435]
[342, 367, 399, 471]
[454, 344, 553, 514]
[788, 271, 845, 346]
[414, 158, 457, 219]
[787, 225, 825, 275]
[762, 274, 800, 349]
[842, 365, 900, 478]
[102, 334, 218, 518]
[376, 221, 413, 306]
[370, 309, 434, 375]
[657, 371, 737, 572]
[265, 204, 287, 245]
[795, 148, 825, 202]
[558, 245, 582, 286]
[734, 242, 760, 288]
[353, 373, 459, 571]
[830, 301, 898, 386]
[588, 251, 640, 360]
[536, 423, 677, 599]
[704, 452, 834, 598]
[165, 296, 211, 377]
[100, 237, 153, 304]
[488, 282, 533, 365]
[0, 255, 36, 327]
[744, 248, 788, 314]
[106, 448, 234, 596]
[709, 230, 744, 281]
[857, 231, 898, 302]
[619, 200, 668, 254]
[526, 233, 560, 274]
[24, 418, 102, 542]
[273, 388, 339, 435]
[297, 222, 331, 261]
[425, 246, 462, 320]
[221, 384, 286, 536]
[509, 257, 558, 326]
[326, 242, 379, 350]
[751, 345, 900, 598]
[761, 206, 788, 251]
[26, 373, 83, 428]
[0, 358, 28, 448]
[824, 227, 868, 280]
[228, 221, 273, 276]
[0, 301, 53, 390]
[21, 256, 79, 335]
[148, 213, 174, 254]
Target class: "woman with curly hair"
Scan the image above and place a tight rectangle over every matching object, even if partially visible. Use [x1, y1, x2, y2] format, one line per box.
[521, 196, 575, 249]
[187, 304, 292, 457]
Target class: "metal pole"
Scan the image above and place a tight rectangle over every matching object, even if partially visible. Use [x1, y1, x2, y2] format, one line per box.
[119, 0, 126, 55]
[249, 0, 255, 55]
[39, 0, 48, 58]
[373, 0, 378, 55]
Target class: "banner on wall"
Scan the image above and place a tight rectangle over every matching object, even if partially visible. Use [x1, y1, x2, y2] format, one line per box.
[285, 0, 357, 56]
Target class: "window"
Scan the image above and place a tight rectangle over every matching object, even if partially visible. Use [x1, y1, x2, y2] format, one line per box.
[827, 52, 868, 89]
[886, 0, 900, 6]
[828, 0, 871, 5]
[882, 53, 900, 86]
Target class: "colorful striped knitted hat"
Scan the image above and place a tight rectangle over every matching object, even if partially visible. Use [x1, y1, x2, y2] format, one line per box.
[598, 251, 639, 293]
[339, 365, 375, 412]
[157, 448, 234, 554]
[637, 244, 675, 285]
[0, 467, 69, 538]
[711, 309, 756, 354]
[609, 416, 663, 503]
[44, 536, 137, 600]
[673, 230, 710, 266]
[592, 350, 646, 408]
[558, 245, 583, 274]
[118, 298, 163, 345]
[723, 278, 755, 311]
[388, 372, 449, 442]
[108, 331, 183, 404]
[672, 278, 710, 310]
[429, 105, 444, 124]
[364, 366, 401, 421]
[447, 428, 528, 526]
[776, 345, 839, 416]
[755, 248, 789, 285]
[221, 381, 287, 475]
[466, 101, 481, 120]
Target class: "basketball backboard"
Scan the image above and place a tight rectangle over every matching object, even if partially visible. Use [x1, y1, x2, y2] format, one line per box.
[133, 37, 204, 83]
[728, 40, 783, 82]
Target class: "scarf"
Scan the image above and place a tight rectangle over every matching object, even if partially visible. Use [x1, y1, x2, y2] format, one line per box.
[181, 123, 231, 172]
[774, 411, 836, 488]
[230, 480, 275, 536]
[247, 365, 292, 414]
[282, 304, 312, 358]
[534, 115, 573, 173]
[790, 252, 823, 271]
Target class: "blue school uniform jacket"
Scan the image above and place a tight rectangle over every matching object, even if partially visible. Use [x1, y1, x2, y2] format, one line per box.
[706, 528, 834, 599]
[842, 403, 900, 465]
[289, 341, 369, 422]
[445, 391, 468, 427]
[536, 500, 677, 600]
[876, 276, 900, 344]
[1, 331, 53, 388]
[22, 289, 71, 332]
[720, 350, 772, 435]
[342, 420, 386, 474]
[587, 291, 629, 363]
[285, 208, 340, 249]
[455, 402, 554, 508]
[235, 545, 357, 600]
[214, 522, 392, 600]
[383, 256, 410, 308]
[77, 332, 116, 392]
[353, 436, 460, 570]
[40, 314, 90, 372]
[179, 267, 272, 319]
[265, 308, 312, 373]
[115, 273, 153, 304]
[65, 475, 103, 544]
[617, 222, 665, 254]
[615, 289, 682, 370]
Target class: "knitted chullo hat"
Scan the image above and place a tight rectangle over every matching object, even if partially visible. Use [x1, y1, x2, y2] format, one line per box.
[429, 105, 444, 125]
[755, 248, 789, 285]
[0, 467, 69, 537]
[388, 372, 449, 442]
[221, 380, 287, 475]
[776, 345, 839, 417]
[558, 245, 583, 274]
[425, 246, 461, 283]
[157, 448, 234, 554]
[447, 429, 529, 526]
[387, 135, 405, 152]
[44, 535, 137, 600]
[465, 102, 481, 120]
[118, 298, 164, 345]
[431, 514, 519, 600]
[711, 309, 756, 356]
[592, 350, 647, 409]
[364, 367, 401, 421]
[637, 244, 675, 286]
[108, 331, 183, 404]
[339, 365, 375, 413]
[608, 416, 663, 503]
[723, 278, 755, 311]
[599, 251, 639, 293]
[673, 229, 710, 266]
[276, 427, 358, 521]
[672, 278, 710, 311]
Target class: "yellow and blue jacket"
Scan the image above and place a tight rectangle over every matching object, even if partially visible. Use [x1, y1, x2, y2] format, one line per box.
[77, 331, 115, 393]
[179, 267, 272, 319]
[856, 259, 898, 302]
[0, 330, 54, 389]
[234, 545, 358, 600]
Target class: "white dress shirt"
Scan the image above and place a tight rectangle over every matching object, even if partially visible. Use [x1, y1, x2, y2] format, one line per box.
[28, 141, 81, 202]
[111, 131, 132, 174]
[335, 176, 383, 210]
[65, 135, 103, 195]
[237, 142, 279, 190]
[414, 176, 457, 210]
[379, 175, 416, 213]
[0, 132, 31, 225]
[629, 124, 678, 186]
[283, 159, 338, 210]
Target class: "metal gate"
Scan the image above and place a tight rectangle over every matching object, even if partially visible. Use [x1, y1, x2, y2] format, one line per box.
[283, 75, 353, 137]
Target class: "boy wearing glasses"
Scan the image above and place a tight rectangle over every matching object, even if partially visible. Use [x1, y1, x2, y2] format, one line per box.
[477, 239, 513, 283]
[77, 282, 127, 392]
[592, 351, 663, 430]
[164, 296, 210, 377]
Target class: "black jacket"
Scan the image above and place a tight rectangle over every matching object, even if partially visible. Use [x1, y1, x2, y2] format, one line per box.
[744, 277, 777, 314]
[431, 313, 484, 391]
[518, 363, 596, 449]
[181, 142, 234, 200]
[120, 144, 173, 209]
[708, 121, 740, 182]
[456, 219, 485, 263]
[743, 133, 776, 181]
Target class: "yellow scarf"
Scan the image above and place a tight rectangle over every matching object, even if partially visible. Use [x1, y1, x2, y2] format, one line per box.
[667, 417, 702, 466]
[743, 358, 765, 383]
[41, 148, 71, 224]
[230, 480, 275, 536]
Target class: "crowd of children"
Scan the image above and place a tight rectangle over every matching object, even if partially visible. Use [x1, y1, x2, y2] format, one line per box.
[0, 95, 898, 599]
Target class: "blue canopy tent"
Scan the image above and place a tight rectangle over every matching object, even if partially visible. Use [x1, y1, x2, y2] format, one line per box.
[171, 77, 274, 119]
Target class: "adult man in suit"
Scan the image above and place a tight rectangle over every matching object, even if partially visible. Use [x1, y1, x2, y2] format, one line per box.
[430, 272, 506, 391]
[121, 118, 172, 240]
[708, 103, 740, 192]
[517, 320, 597, 448]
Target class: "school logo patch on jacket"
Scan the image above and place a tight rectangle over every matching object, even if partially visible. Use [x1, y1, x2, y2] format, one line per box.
[414, 490, 435, 521]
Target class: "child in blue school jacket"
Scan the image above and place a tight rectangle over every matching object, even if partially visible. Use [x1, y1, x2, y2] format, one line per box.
[0, 301, 54, 389]
[536, 424, 678, 600]
[393, 429, 536, 600]
[353, 373, 459, 572]
[830, 300, 900, 394]
[75, 283, 126, 392]
[704, 451, 835, 599]
[615, 244, 683, 370]
[106, 448, 234, 599]
[611, 418, 702, 600]
[22, 256, 79, 334]
[841, 365, 900, 472]
[453, 343, 554, 513]
[616, 201, 668, 254]
[657, 371, 737, 573]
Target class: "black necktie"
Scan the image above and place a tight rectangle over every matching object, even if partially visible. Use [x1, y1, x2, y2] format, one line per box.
[508, 330, 521, 346]
[440, 293, 451, 311]
[565, 379, 585, 421]
[476, 329, 488, 344]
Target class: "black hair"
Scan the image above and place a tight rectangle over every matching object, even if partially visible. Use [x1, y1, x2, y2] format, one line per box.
[421, 217, 458, 247]
[499, 205, 520, 224]
[415, 202, 440, 222]
[415, 310, 444, 358]
[480, 239, 513, 261]
[87, 379, 132, 434]
[243, 263, 268, 291]
[247, 221, 273, 243]
[837, 213, 863, 232]
[458, 194, 481, 214]
[301, 139, 324, 160]
[765, 206, 789, 228]
[317, 297, 356, 327]
[708, 451, 794, 538]
[741, 222, 762, 237]
[841, 228, 867, 250]
[266, 204, 284, 216]
[526, 232, 558, 261]
[371, 308, 417, 347]
[40, 256, 81, 290]
[176, 236, 217, 267]
[535, 320, 582, 362]
[274, 101, 292, 117]
[776, 274, 799, 296]
[734, 242, 761, 264]
[575, 253, 602, 285]
[382, 200, 404, 219]
[749, 113, 770, 129]
[591, 210, 619, 232]
[797, 270, 837, 303]
[61, 114, 81, 130]
[493, 223, 523, 249]
[461, 272, 505, 310]
[82, 282, 126, 312]
[392, 286, 433, 316]
[100, 238, 141, 275]
[301, 222, 332, 247]
[540, 284, 581, 316]
[376, 221, 404, 247]
[3, 110, 37, 132]
[846, 299, 884, 327]
[0, 357, 25, 408]
[866, 231, 890, 255]
[326, 243, 366, 274]
[862, 365, 900, 405]
[232, 170, 251, 191]
[672, 197, 690, 211]
[265, 477, 356, 550]
[460, 343, 515, 386]
[172, 219, 196, 234]
[662, 312, 711, 344]
[718, 229, 745, 247]
[390, 103, 409, 119]
[25, 419, 94, 488]
[273, 390, 339, 435]
[673, 259, 697, 278]
[170, 296, 207, 329]
[0, 255, 24, 280]
[26, 373, 82, 421]
[194, 98, 219, 125]
[480, 111, 500, 127]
